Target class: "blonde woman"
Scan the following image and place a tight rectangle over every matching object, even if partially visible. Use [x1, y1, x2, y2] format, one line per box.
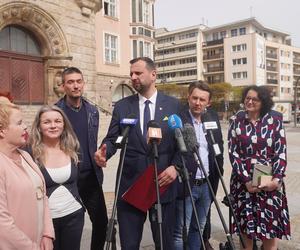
[30, 105, 84, 250]
[0, 97, 54, 250]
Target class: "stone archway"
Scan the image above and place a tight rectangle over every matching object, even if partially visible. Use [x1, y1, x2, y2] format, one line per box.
[0, 1, 72, 103]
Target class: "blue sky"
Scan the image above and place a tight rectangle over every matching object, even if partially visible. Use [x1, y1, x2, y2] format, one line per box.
[155, 0, 300, 47]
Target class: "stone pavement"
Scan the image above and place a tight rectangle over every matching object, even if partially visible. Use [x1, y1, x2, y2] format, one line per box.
[81, 123, 300, 249]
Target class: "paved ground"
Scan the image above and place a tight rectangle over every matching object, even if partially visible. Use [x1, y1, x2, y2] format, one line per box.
[81, 123, 300, 249]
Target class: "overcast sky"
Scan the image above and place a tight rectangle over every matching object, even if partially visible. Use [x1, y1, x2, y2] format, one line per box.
[154, 0, 300, 47]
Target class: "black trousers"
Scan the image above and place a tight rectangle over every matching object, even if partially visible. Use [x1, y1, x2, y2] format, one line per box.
[117, 199, 176, 250]
[53, 208, 85, 250]
[78, 171, 108, 250]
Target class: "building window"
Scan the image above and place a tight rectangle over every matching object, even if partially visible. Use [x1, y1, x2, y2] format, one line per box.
[104, 33, 118, 63]
[239, 27, 246, 35]
[104, 0, 117, 18]
[232, 43, 247, 52]
[144, 42, 151, 57]
[132, 40, 137, 58]
[220, 31, 227, 39]
[143, 1, 151, 25]
[233, 71, 247, 79]
[213, 32, 219, 40]
[231, 29, 238, 37]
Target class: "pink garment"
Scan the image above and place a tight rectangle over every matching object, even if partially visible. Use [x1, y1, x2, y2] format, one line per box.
[0, 150, 54, 250]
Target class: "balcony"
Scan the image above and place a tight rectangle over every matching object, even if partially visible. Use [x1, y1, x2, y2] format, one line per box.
[294, 69, 300, 75]
[267, 79, 278, 84]
[203, 54, 224, 61]
[266, 66, 277, 71]
[266, 53, 277, 59]
[294, 58, 300, 64]
[203, 39, 224, 47]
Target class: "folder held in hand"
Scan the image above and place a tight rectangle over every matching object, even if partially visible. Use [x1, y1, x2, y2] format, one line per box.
[122, 165, 170, 212]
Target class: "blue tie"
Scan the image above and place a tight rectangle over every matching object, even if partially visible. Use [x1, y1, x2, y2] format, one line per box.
[143, 100, 151, 138]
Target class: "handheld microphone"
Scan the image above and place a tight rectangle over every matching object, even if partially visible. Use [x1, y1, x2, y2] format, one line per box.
[147, 120, 162, 145]
[168, 114, 187, 153]
[115, 114, 138, 147]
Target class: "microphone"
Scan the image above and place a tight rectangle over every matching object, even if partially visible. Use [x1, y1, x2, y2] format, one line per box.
[182, 123, 199, 153]
[147, 120, 162, 145]
[200, 109, 222, 156]
[168, 114, 187, 153]
[201, 108, 218, 131]
[115, 114, 138, 147]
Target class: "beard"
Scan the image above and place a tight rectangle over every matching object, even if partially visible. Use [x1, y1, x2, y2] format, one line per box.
[132, 82, 150, 95]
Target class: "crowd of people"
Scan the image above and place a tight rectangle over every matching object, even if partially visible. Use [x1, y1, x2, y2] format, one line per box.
[0, 57, 291, 250]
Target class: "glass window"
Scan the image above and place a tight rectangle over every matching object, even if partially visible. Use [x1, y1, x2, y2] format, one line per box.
[143, 1, 150, 25]
[112, 84, 134, 104]
[239, 27, 246, 35]
[220, 31, 227, 39]
[0, 26, 41, 56]
[144, 42, 151, 57]
[104, 33, 118, 63]
[231, 29, 238, 37]
[104, 0, 117, 18]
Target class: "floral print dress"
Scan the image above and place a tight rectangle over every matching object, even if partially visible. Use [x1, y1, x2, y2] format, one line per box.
[228, 110, 291, 240]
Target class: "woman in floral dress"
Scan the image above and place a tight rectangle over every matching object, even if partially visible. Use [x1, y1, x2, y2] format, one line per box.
[228, 85, 291, 250]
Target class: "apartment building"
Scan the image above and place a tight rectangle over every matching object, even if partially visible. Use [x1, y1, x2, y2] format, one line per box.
[202, 18, 299, 121]
[155, 18, 300, 121]
[155, 25, 206, 84]
[95, 0, 156, 108]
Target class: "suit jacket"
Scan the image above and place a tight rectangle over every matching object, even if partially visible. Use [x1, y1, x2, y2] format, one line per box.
[56, 96, 103, 185]
[0, 150, 54, 250]
[178, 106, 224, 198]
[102, 92, 181, 203]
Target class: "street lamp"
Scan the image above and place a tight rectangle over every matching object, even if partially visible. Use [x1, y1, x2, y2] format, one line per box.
[294, 76, 300, 127]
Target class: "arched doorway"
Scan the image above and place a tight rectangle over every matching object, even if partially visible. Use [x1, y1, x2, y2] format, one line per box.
[0, 25, 44, 104]
[112, 84, 134, 105]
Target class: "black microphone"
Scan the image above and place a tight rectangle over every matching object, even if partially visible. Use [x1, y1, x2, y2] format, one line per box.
[200, 109, 222, 156]
[115, 114, 138, 147]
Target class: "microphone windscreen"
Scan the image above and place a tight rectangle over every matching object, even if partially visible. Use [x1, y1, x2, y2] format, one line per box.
[168, 114, 183, 130]
[182, 123, 198, 151]
[147, 120, 160, 129]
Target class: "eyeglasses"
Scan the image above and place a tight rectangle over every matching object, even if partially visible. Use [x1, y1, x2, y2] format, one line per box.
[245, 96, 260, 103]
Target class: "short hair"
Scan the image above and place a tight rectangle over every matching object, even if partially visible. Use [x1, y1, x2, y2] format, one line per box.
[130, 57, 156, 71]
[0, 97, 20, 130]
[61, 67, 83, 83]
[30, 105, 80, 165]
[188, 80, 212, 100]
[241, 85, 274, 117]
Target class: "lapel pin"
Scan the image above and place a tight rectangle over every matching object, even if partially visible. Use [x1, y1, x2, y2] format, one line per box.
[163, 116, 168, 121]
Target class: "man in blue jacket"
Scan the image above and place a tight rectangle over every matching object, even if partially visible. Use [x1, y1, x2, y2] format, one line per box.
[56, 67, 107, 250]
[95, 57, 181, 250]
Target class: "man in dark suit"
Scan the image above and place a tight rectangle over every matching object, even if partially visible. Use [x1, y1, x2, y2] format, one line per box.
[173, 81, 224, 250]
[95, 57, 181, 250]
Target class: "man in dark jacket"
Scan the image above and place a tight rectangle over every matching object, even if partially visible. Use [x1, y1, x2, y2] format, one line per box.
[173, 81, 224, 250]
[56, 67, 107, 250]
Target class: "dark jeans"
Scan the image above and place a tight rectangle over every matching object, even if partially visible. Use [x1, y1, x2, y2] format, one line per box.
[53, 208, 84, 250]
[78, 171, 108, 250]
[117, 199, 176, 250]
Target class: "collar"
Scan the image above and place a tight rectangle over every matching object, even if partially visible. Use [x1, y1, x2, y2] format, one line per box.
[138, 90, 158, 105]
